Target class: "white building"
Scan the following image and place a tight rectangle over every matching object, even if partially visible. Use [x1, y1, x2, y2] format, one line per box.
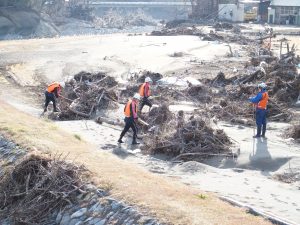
[268, 0, 300, 25]
[219, 3, 245, 22]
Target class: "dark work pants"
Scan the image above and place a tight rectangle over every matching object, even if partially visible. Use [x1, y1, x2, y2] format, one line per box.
[256, 109, 267, 136]
[120, 117, 137, 140]
[44, 91, 57, 111]
[140, 97, 152, 111]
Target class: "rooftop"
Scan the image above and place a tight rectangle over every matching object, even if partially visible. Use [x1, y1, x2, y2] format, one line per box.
[270, 0, 300, 7]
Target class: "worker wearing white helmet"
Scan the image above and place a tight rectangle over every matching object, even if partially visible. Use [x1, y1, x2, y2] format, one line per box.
[139, 77, 153, 112]
[249, 82, 269, 138]
[43, 81, 65, 113]
[118, 93, 141, 145]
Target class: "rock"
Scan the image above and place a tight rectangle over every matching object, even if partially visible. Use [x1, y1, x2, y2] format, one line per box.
[68, 218, 82, 225]
[111, 201, 122, 211]
[0, 8, 40, 36]
[105, 211, 114, 220]
[137, 216, 153, 224]
[89, 202, 104, 213]
[60, 214, 71, 225]
[125, 219, 135, 225]
[34, 20, 59, 38]
[56, 211, 63, 224]
[88, 218, 102, 225]
[71, 208, 87, 219]
[84, 217, 93, 223]
[96, 188, 107, 197]
[95, 219, 106, 225]
[0, 16, 14, 35]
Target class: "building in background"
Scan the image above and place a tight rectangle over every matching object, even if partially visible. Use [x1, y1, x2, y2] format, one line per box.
[190, 0, 219, 19]
[268, 0, 300, 25]
[258, 0, 270, 23]
[218, 0, 260, 22]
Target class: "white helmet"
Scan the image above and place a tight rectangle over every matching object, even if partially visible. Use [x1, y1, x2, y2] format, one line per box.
[258, 82, 267, 89]
[133, 93, 141, 100]
[145, 77, 152, 83]
[60, 81, 65, 88]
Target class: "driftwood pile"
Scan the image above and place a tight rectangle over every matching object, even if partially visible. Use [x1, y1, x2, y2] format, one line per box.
[151, 22, 255, 45]
[142, 112, 232, 161]
[203, 44, 300, 123]
[120, 70, 163, 101]
[0, 155, 88, 224]
[287, 124, 300, 141]
[151, 26, 203, 36]
[142, 104, 175, 128]
[58, 71, 119, 120]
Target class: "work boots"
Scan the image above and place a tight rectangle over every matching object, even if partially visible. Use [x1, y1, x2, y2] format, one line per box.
[132, 136, 140, 145]
[253, 126, 262, 138]
[118, 131, 126, 144]
[262, 124, 267, 138]
[118, 139, 124, 144]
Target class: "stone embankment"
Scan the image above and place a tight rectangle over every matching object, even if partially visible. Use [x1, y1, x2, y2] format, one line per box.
[0, 135, 159, 225]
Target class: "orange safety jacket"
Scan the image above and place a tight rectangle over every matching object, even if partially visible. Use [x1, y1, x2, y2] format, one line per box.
[139, 83, 151, 97]
[257, 92, 269, 110]
[124, 100, 138, 118]
[47, 82, 61, 93]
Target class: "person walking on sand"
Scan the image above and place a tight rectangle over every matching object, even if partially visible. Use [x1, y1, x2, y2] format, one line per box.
[44, 81, 65, 113]
[249, 83, 269, 138]
[139, 77, 153, 112]
[118, 93, 141, 145]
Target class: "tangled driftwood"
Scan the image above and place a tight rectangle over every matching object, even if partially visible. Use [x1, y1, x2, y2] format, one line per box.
[57, 72, 119, 120]
[0, 155, 88, 224]
[142, 107, 233, 161]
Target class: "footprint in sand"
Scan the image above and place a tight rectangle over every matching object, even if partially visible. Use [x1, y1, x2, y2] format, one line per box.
[262, 205, 273, 209]
[296, 208, 300, 211]
[275, 198, 288, 204]
[292, 203, 297, 206]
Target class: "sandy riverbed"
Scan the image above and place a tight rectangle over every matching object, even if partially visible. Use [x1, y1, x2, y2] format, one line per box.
[0, 31, 300, 224]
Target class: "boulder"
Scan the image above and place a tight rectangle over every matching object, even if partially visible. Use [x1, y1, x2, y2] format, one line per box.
[0, 16, 14, 35]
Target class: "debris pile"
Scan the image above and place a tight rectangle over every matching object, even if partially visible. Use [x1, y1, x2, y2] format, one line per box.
[94, 8, 157, 29]
[120, 70, 163, 101]
[142, 112, 232, 161]
[274, 169, 300, 184]
[203, 44, 300, 123]
[137, 71, 163, 84]
[0, 155, 87, 224]
[57, 71, 119, 120]
[287, 124, 300, 141]
[143, 104, 175, 128]
[186, 85, 212, 103]
[151, 26, 203, 36]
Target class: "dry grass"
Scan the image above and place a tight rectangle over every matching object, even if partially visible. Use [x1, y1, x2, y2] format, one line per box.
[0, 100, 271, 225]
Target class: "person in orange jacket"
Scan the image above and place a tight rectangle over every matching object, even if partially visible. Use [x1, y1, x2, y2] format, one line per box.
[249, 83, 269, 138]
[139, 77, 153, 112]
[44, 82, 65, 113]
[118, 93, 141, 145]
